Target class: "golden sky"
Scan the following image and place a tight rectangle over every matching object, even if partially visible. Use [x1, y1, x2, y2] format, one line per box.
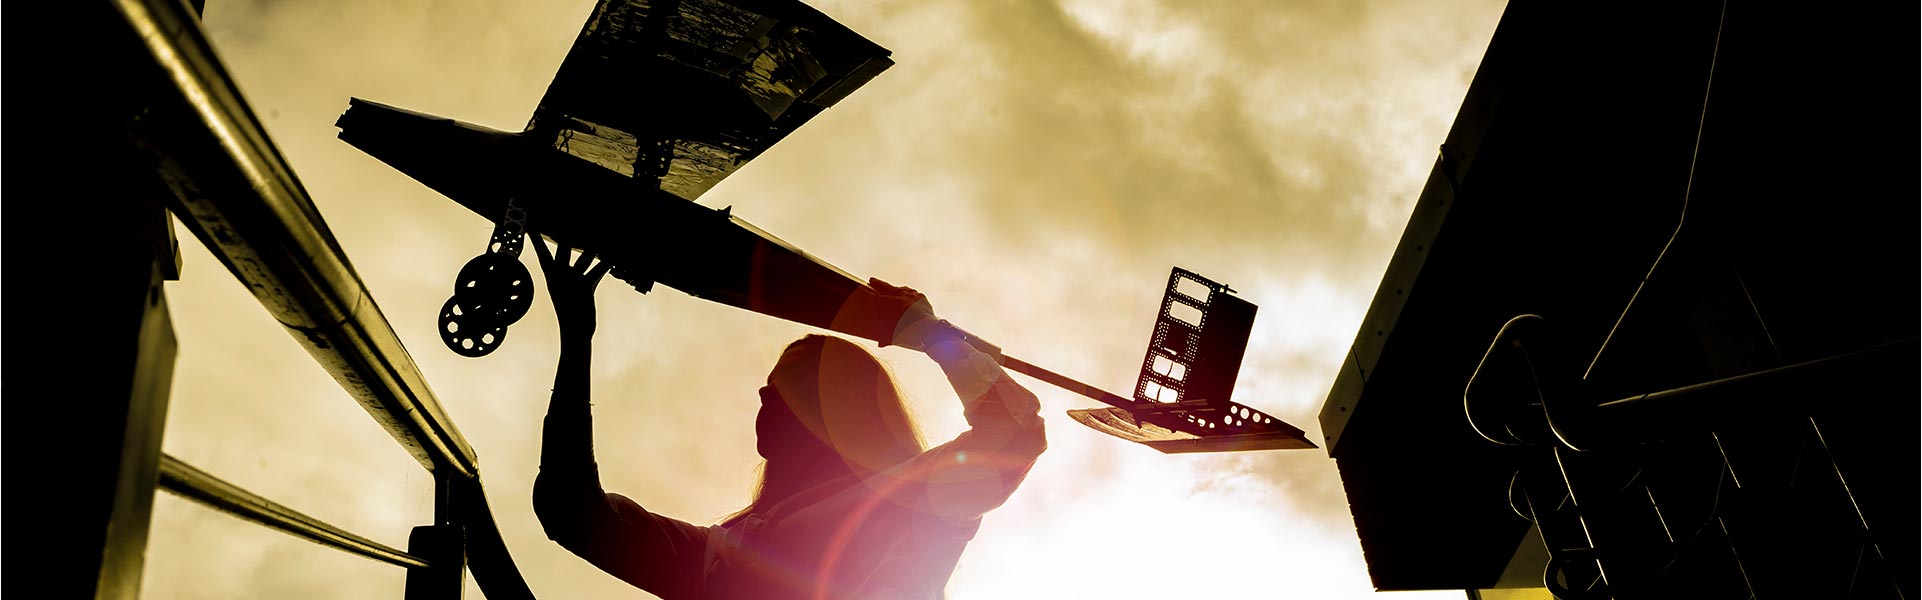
[148, 0, 1507, 597]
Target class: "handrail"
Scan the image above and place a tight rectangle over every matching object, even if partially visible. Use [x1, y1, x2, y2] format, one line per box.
[112, 0, 476, 479]
[111, 0, 538, 596]
[157, 454, 431, 569]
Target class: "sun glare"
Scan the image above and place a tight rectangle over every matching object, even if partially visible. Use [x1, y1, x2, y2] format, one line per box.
[947, 445, 1392, 598]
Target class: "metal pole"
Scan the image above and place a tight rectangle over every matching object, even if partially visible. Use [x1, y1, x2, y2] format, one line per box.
[91, 229, 180, 600]
[403, 523, 466, 600]
[405, 473, 468, 599]
[157, 455, 432, 570]
[110, 0, 479, 478]
[999, 355, 1140, 409]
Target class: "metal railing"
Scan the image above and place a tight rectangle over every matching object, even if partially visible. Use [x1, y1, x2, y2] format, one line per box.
[111, 0, 535, 596]
[156, 455, 433, 570]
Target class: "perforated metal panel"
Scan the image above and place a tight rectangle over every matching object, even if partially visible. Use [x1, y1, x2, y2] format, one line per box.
[1132, 267, 1253, 407]
[1067, 267, 1312, 451]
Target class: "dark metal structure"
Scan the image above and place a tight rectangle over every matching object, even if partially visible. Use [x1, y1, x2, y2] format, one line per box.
[526, 0, 896, 201]
[335, 0, 904, 353]
[1318, 1, 1917, 598]
[337, 0, 1313, 452]
[33, 0, 537, 597]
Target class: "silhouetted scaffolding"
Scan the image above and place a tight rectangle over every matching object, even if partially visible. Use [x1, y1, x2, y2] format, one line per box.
[1318, 1, 1917, 599]
[64, 0, 532, 597]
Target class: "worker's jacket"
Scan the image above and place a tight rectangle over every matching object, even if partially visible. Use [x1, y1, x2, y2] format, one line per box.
[534, 345, 1047, 599]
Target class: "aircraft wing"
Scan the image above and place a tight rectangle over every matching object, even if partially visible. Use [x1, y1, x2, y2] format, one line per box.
[526, 0, 894, 201]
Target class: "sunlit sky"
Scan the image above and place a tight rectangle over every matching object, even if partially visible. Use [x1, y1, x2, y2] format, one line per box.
[148, 0, 1507, 597]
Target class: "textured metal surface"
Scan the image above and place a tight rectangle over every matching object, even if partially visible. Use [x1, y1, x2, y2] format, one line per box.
[527, 0, 894, 201]
[157, 455, 431, 570]
[114, 0, 478, 478]
[1067, 408, 1317, 453]
[1131, 268, 1254, 408]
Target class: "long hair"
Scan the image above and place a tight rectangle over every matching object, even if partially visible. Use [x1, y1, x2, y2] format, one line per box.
[727, 335, 925, 523]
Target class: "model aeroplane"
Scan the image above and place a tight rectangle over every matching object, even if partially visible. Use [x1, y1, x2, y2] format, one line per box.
[336, 0, 1313, 452]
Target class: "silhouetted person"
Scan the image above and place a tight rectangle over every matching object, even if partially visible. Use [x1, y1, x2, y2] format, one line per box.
[529, 238, 1047, 599]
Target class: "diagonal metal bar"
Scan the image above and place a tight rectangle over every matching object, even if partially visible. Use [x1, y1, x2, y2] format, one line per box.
[999, 355, 1140, 409]
[110, 0, 477, 478]
[1596, 337, 1919, 411]
[157, 454, 430, 569]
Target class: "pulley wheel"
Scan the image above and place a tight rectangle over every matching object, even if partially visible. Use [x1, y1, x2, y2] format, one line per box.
[452, 253, 534, 326]
[439, 296, 509, 358]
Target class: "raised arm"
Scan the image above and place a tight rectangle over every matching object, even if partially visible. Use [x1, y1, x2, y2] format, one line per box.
[871, 280, 1048, 525]
[528, 238, 706, 596]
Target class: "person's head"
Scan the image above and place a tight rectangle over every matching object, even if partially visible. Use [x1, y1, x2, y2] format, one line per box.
[741, 335, 925, 516]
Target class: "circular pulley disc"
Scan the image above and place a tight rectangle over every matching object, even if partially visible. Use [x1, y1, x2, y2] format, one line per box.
[452, 253, 534, 326]
[439, 296, 509, 358]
